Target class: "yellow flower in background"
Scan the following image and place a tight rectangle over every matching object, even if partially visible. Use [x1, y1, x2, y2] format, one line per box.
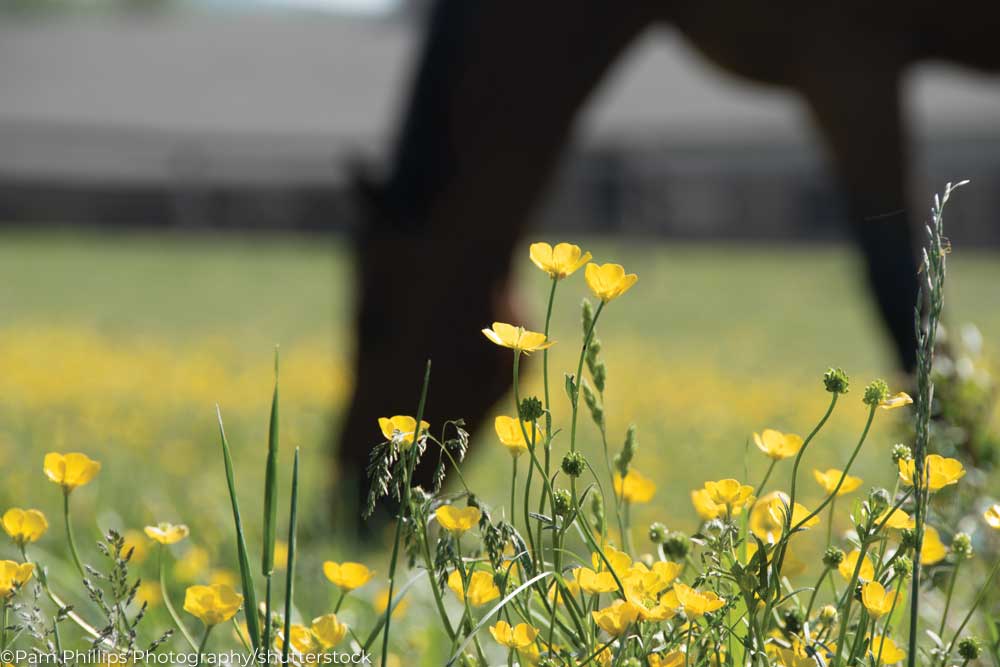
[547, 579, 580, 606]
[0, 560, 34, 597]
[919, 526, 947, 565]
[861, 582, 903, 618]
[672, 582, 725, 617]
[838, 549, 875, 582]
[173, 546, 210, 582]
[43, 452, 101, 491]
[323, 561, 375, 591]
[703, 479, 754, 513]
[573, 567, 618, 594]
[2, 508, 48, 545]
[770, 646, 816, 667]
[591, 599, 640, 636]
[691, 489, 723, 520]
[879, 392, 913, 410]
[898, 455, 965, 492]
[753, 429, 803, 460]
[375, 588, 409, 618]
[489, 620, 539, 649]
[447, 569, 500, 607]
[136, 581, 162, 608]
[144, 522, 190, 545]
[812, 469, 862, 496]
[122, 530, 150, 564]
[209, 569, 239, 588]
[274, 540, 289, 570]
[869, 635, 906, 664]
[877, 508, 910, 530]
[311, 613, 347, 649]
[481, 322, 554, 354]
[276, 624, 315, 654]
[435, 505, 481, 535]
[749, 491, 817, 542]
[614, 470, 656, 504]
[625, 561, 682, 594]
[985, 504, 1000, 530]
[494, 416, 544, 457]
[585, 263, 638, 303]
[183, 583, 243, 626]
[624, 581, 678, 622]
[377, 416, 430, 449]
[529, 242, 591, 279]
[648, 651, 686, 667]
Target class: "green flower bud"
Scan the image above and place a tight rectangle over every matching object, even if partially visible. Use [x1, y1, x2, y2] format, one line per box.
[951, 533, 974, 559]
[648, 522, 668, 544]
[867, 487, 891, 515]
[561, 451, 586, 478]
[459, 653, 478, 667]
[590, 491, 606, 533]
[863, 379, 890, 406]
[592, 361, 607, 394]
[582, 379, 604, 426]
[582, 298, 595, 336]
[823, 547, 845, 568]
[614, 425, 638, 476]
[552, 489, 572, 517]
[892, 443, 913, 463]
[519, 396, 544, 422]
[824, 368, 850, 394]
[782, 608, 805, 635]
[900, 529, 917, 550]
[894, 555, 913, 579]
[662, 531, 691, 561]
[958, 638, 981, 660]
[819, 605, 838, 625]
[622, 659, 642, 667]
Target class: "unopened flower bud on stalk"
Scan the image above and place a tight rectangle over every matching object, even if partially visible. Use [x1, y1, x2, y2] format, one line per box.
[892, 443, 913, 463]
[648, 522, 668, 544]
[552, 489, 572, 517]
[561, 451, 586, 478]
[519, 396, 544, 422]
[863, 379, 890, 406]
[823, 547, 845, 568]
[819, 605, 838, 625]
[951, 532, 974, 559]
[662, 531, 691, 560]
[867, 488, 891, 515]
[958, 638, 982, 660]
[823, 368, 850, 394]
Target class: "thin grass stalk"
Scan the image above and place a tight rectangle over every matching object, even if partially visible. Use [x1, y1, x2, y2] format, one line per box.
[281, 448, 300, 666]
[216, 405, 262, 651]
[262, 349, 280, 660]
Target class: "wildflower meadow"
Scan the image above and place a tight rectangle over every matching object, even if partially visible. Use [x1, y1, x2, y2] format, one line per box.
[1, 185, 1000, 666]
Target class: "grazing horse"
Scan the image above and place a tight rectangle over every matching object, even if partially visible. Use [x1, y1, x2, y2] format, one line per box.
[337, 0, 1000, 501]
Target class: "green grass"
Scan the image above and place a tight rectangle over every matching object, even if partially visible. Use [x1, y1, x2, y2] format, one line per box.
[1, 230, 998, 661]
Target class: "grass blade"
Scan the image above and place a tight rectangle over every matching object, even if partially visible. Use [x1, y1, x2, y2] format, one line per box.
[281, 447, 300, 666]
[263, 347, 280, 575]
[217, 404, 262, 651]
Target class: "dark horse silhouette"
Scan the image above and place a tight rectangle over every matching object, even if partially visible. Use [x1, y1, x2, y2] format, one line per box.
[336, 0, 1000, 500]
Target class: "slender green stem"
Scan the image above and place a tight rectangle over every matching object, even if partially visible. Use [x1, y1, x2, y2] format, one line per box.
[755, 460, 777, 497]
[805, 566, 830, 621]
[938, 559, 961, 641]
[419, 531, 456, 641]
[62, 490, 85, 578]
[281, 448, 300, 666]
[334, 589, 346, 613]
[195, 624, 214, 667]
[833, 539, 873, 667]
[826, 496, 837, 548]
[570, 302, 604, 453]
[379, 361, 431, 667]
[263, 575, 273, 664]
[943, 555, 1000, 658]
[159, 545, 199, 650]
[541, 277, 558, 482]
[1, 600, 7, 652]
[510, 458, 518, 529]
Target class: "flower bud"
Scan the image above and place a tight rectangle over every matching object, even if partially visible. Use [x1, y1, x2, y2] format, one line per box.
[894, 555, 913, 579]
[662, 531, 691, 561]
[704, 519, 725, 538]
[561, 451, 586, 478]
[519, 396, 544, 422]
[867, 487, 891, 515]
[900, 529, 917, 550]
[819, 605, 838, 625]
[582, 380, 604, 426]
[614, 425, 638, 476]
[863, 379, 889, 406]
[592, 361, 607, 394]
[552, 489, 572, 517]
[891, 444, 913, 464]
[590, 491, 606, 533]
[459, 653, 478, 667]
[951, 533, 974, 559]
[958, 638, 982, 660]
[648, 522, 668, 544]
[823, 547, 845, 568]
[623, 659, 642, 667]
[823, 368, 850, 394]
[582, 298, 595, 335]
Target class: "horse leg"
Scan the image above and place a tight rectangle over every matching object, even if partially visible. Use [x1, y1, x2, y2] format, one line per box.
[801, 65, 920, 373]
[336, 0, 655, 521]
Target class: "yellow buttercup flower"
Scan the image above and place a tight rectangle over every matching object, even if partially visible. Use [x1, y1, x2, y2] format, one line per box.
[311, 613, 348, 649]
[879, 392, 913, 410]
[494, 416, 544, 458]
[919, 526, 947, 565]
[0, 560, 35, 597]
[592, 545, 632, 576]
[2, 508, 48, 545]
[861, 581, 903, 618]
[898, 455, 965, 492]
[374, 588, 410, 618]
[489, 620, 539, 649]
[624, 561, 682, 595]
[691, 489, 723, 520]
[614, 470, 656, 504]
[771, 646, 817, 667]
[838, 549, 875, 582]
[136, 581, 162, 608]
[812, 468, 862, 496]
[703, 479, 755, 513]
[276, 624, 315, 654]
[572, 567, 618, 594]
[481, 322, 555, 354]
[547, 579, 581, 606]
[174, 546, 209, 582]
[623, 581, 678, 622]
[182, 583, 243, 626]
[877, 508, 910, 530]
[753, 429, 803, 460]
[591, 599, 641, 637]
[43, 452, 101, 491]
[529, 242, 591, 279]
[648, 651, 686, 667]
[985, 504, 1000, 530]
[377, 416, 430, 449]
[869, 635, 906, 664]
[447, 569, 500, 607]
[672, 582, 725, 617]
[435, 505, 481, 535]
[749, 491, 818, 542]
[322, 561, 375, 591]
[144, 522, 190, 545]
[585, 263, 638, 303]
